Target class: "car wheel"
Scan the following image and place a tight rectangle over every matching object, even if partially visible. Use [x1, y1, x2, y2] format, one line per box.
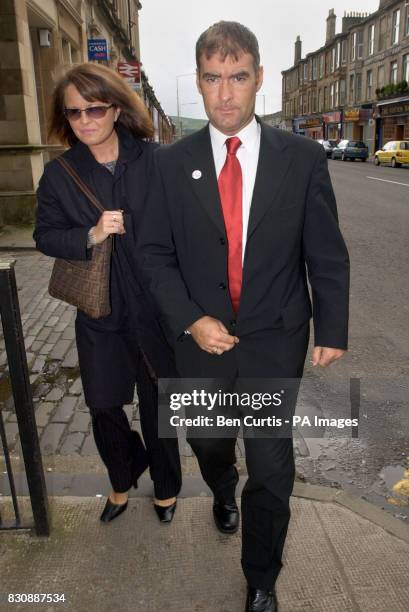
[374, 156, 380, 166]
[361, 158, 366, 162]
[391, 157, 401, 168]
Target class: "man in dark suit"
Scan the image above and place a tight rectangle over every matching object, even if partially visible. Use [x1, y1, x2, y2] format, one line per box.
[138, 21, 349, 612]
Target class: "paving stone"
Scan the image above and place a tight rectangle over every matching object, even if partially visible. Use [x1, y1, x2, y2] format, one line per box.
[36, 327, 51, 342]
[81, 433, 98, 455]
[123, 405, 133, 422]
[45, 387, 64, 402]
[39, 342, 54, 356]
[76, 398, 89, 412]
[0, 410, 11, 422]
[7, 411, 17, 423]
[59, 432, 85, 455]
[23, 335, 36, 350]
[47, 332, 61, 345]
[62, 346, 78, 368]
[50, 339, 72, 360]
[31, 356, 46, 373]
[69, 412, 90, 433]
[45, 315, 59, 327]
[0, 351, 7, 367]
[69, 377, 83, 395]
[4, 422, 19, 447]
[40, 423, 66, 455]
[54, 320, 69, 333]
[30, 340, 44, 352]
[34, 402, 55, 427]
[52, 396, 78, 423]
[62, 326, 76, 341]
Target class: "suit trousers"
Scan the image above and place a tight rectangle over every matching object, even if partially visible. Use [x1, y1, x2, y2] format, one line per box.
[89, 350, 182, 498]
[187, 321, 309, 589]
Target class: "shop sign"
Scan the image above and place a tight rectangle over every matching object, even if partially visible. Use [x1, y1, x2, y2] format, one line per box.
[344, 109, 360, 122]
[88, 39, 108, 61]
[379, 101, 409, 117]
[323, 112, 341, 124]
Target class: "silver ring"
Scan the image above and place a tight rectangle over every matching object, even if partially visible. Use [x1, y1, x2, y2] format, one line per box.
[212, 347, 218, 354]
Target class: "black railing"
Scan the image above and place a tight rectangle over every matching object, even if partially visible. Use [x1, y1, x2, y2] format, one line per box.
[0, 259, 49, 536]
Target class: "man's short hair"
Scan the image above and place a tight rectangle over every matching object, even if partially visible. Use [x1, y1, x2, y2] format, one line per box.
[196, 21, 260, 72]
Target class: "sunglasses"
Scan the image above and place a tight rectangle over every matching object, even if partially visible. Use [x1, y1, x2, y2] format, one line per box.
[63, 104, 114, 120]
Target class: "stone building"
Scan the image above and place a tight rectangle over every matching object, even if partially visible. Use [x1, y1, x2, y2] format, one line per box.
[0, 0, 174, 227]
[282, 0, 409, 153]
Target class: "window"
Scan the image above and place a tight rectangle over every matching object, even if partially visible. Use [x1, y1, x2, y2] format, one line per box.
[341, 40, 347, 63]
[366, 70, 373, 100]
[299, 95, 303, 114]
[299, 64, 303, 84]
[391, 61, 398, 84]
[406, 5, 409, 36]
[324, 86, 328, 109]
[330, 83, 334, 108]
[403, 55, 409, 83]
[313, 57, 318, 80]
[334, 81, 339, 106]
[357, 31, 364, 59]
[340, 79, 346, 105]
[318, 89, 323, 111]
[378, 65, 385, 88]
[319, 54, 324, 79]
[331, 47, 336, 72]
[303, 63, 308, 81]
[61, 38, 72, 64]
[336, 41, 341, 69]
[356, 73, 362, 102]
[379, 17, 387, 51]
[312, 90, 317, 113]
[392, 9, 400, 45]
[368, 24, 375, 56]
[309, 59, 312, 81]
[351, 32, 356, 61]
[349, 74, 355, 103]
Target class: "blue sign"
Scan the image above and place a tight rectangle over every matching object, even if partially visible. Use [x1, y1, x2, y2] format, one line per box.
[88, 39, 108, 61]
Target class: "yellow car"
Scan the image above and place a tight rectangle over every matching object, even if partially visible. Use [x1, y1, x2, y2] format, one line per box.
[374, 141, 409, 168]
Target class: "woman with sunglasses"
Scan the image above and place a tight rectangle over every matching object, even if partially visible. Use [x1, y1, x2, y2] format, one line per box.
[34, 63, 181, 523]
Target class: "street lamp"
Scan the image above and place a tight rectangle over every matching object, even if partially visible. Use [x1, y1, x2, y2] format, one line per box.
[176, 72, 196, 138]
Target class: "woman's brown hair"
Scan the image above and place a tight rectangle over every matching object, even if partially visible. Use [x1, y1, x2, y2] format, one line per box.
[49, 63, 154, 146]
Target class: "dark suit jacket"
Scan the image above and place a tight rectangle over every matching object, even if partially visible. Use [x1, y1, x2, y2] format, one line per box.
[137, 120, 349, 378]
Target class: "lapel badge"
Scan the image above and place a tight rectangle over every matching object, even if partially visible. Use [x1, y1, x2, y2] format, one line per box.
[192, 169, 202, 180]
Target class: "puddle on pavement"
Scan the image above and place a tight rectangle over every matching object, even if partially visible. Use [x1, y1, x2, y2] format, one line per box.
[380, 461, 409, 507]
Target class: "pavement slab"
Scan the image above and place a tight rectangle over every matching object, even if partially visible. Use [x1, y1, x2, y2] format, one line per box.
[0, 496, 408, 612]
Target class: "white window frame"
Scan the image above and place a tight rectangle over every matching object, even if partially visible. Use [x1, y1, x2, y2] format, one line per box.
[392, 9, 400, 45]
[368, 24, 375, 56]
[366, 70, 373, 100]
[357, 30, 364, 59]
[390, 61, 398, 85]
[404, 54, 409, 83]
[351, 32, 356, 61]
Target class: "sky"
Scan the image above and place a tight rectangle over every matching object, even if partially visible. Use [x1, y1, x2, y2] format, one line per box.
[139, 0, 380, 119]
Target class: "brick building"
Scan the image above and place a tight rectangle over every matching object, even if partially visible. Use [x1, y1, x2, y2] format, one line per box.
[282, 0, 409, 152]
[0, 0, 174, 228]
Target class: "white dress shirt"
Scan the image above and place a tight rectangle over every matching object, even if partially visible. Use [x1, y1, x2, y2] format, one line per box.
[209, 117, 261, 262]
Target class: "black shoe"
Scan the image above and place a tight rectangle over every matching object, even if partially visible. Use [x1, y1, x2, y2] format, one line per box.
[213, 499, 239, 534]
[245, 587, 278, 612]
[100, 497, 128, 523]
[153, 500, 177, 523]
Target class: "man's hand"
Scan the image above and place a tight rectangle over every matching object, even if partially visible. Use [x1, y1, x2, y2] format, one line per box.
[311, 346, 346, 367]
[187, 316, 239, 355]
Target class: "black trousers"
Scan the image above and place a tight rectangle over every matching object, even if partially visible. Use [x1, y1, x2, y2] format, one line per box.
[186, 322, 309, 589]
[89, 352, 182, 498]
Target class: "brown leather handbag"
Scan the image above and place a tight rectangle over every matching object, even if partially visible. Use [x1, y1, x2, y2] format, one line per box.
[48, 157, 112, 319]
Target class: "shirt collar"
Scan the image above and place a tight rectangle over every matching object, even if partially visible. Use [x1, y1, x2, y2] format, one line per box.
[209, 116, 259, 154]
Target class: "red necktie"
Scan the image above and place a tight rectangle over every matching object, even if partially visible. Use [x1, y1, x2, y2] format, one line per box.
[218, 137, 243, 312]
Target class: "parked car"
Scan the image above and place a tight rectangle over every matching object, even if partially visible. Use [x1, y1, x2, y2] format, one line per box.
[331, 140, 369, 161]
[316, 139, 335, 157]
[374, 141, 409, 168]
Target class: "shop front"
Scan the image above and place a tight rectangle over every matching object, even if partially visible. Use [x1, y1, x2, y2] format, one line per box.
[376, 97, 409, 146]
[323, 112, 341, 141]
[343, 107, 375, 152]
[299, 116, 324, 140]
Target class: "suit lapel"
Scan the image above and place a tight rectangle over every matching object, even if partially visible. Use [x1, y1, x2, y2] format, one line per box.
[183, 125, 226, 236]
[246, 122, 293, 240]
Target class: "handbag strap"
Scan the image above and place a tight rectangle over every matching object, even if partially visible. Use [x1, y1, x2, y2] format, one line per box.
[57, 156, 105, 214]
